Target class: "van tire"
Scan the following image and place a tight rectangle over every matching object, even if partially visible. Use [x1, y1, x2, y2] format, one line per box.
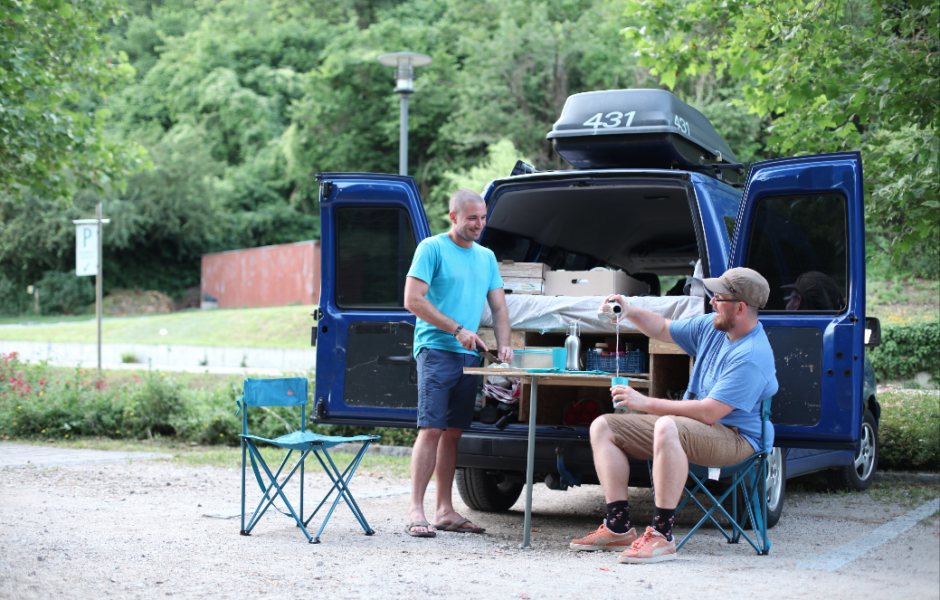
[455, 468, 524, 512]
[725, 447, 785, 530]
[829, 410, 878, 492]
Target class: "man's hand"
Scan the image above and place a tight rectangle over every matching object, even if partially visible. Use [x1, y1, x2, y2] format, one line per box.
[604, 294, 629, 322]
[497, 346, 514, 364]
[456, 327, 486, 352]
[604, 293, 673, 343]
[611, 385, 653, 413]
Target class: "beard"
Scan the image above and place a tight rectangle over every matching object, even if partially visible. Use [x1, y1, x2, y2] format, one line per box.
[712, 311, 732, 332]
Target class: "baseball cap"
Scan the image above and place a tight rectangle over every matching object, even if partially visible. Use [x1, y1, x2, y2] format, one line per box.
[782, 271, 844, 310]
[703, 267, 770, 308]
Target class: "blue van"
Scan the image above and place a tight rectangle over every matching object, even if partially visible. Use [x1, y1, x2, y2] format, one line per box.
[311, 89, 881, 527]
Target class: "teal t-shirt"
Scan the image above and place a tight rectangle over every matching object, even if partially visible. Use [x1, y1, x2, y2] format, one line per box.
[407, 234, 503, 357]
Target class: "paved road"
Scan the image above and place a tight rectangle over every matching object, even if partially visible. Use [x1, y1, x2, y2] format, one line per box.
[0, 442, 171, 468]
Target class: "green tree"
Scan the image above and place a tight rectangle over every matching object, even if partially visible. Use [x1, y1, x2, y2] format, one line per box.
[623, 0, 939, 262]
[0, 0, 146, 200]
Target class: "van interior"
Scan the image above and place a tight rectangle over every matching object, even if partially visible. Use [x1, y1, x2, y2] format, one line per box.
[482, 179, 701, 296]
[476, 178, 706, 427]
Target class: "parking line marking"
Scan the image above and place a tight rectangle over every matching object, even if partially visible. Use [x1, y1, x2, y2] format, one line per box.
[798, 497, 940, 571]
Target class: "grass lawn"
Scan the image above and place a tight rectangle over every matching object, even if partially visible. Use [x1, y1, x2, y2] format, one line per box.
[14, 437, 412, 479]
[867, 277, 939, 324]
[0, 306, 316, 348]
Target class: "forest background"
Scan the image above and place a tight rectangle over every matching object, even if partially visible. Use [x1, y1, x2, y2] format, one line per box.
[1, 0, 938, 313]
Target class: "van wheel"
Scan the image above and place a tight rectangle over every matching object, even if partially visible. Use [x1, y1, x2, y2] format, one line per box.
[727, 447, 785, 530]
[456, 468, 524, 512]
[763, 447, 786, 529]
[829, 410, 878, 492]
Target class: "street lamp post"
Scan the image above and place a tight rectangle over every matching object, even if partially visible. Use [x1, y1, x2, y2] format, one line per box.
[377, 52, 432, 176]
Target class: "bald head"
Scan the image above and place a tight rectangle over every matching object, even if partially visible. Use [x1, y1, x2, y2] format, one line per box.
[449, 189, 485, 215]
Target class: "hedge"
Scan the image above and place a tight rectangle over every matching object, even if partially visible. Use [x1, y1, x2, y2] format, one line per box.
[878, 390, 940, 472]
[0, 352, 418, 447]
[868, 320, 940, 383]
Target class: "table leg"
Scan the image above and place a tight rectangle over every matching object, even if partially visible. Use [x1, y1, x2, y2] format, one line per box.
[523, 377, 538, 548]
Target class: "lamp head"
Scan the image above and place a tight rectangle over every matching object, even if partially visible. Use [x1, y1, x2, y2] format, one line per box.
[377, 52, 432, 94]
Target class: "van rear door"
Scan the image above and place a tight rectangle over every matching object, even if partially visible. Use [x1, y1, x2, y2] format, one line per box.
[731, 153, 865, 449]
[314, 173, 431, 424]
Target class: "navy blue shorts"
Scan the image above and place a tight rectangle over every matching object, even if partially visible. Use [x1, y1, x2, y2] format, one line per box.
[416, 348, 480, 430]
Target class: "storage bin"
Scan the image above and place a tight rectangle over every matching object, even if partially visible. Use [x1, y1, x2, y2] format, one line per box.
[511, 349, 553, 369]
[586, 349, 647, 373]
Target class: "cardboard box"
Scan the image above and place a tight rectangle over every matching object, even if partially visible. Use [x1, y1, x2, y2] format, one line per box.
[498, 261, 548, 295]
[498, 261, 550, 279]
[543, 270, 648, 297]
[503, 277, 544, 295]
[476, 328, 525, 352]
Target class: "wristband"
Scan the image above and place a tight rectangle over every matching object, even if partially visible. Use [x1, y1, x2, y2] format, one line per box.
[453, 325, 463, 337]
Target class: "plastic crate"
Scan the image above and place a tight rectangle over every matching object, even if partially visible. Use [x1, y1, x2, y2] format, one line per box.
[586, 349, 647, 374]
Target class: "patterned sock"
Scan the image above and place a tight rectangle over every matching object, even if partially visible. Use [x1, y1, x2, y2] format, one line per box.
[604, 500, 631, 534]
[652, 506, 676, 541]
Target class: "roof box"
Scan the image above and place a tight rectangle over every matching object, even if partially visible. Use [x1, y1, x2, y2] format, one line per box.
[547, 89, 741, 182]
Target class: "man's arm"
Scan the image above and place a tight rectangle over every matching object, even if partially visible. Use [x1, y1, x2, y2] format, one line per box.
[486, 287, 513, 364]
[605, 294, 673, 344]
[611, 385, 733, 425]
[403, 276, 487, 352]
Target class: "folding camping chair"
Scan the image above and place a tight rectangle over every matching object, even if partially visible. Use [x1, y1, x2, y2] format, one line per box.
[236, 377, 380, 544]
[653, 396, 774, 555]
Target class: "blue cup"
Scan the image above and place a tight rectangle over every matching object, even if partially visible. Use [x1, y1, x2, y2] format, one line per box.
[552, 347, 566, 370]
[611, 376, 630, 388]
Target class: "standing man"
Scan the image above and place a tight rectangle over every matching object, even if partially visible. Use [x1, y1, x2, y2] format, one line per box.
[403, 189, 513, 537]
[570, 268, 778, 563]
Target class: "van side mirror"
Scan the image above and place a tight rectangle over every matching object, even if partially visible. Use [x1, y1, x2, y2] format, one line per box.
[864, 317, 881, 347]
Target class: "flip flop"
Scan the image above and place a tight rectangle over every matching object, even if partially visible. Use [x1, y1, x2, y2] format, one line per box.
[405, 520, 436, 538]
[433, 518, 485, 533]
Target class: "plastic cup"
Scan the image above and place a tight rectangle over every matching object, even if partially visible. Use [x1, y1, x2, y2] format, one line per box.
[552, 347, 566, 370]
[611, 376, 631, 412]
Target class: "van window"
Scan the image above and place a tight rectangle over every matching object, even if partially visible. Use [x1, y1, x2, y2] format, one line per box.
[336, 207, 417, 309]
[745, 193, 848, 312]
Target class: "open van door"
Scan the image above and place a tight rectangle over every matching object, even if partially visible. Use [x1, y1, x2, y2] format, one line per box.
[730, 153, 865, 449]
[313, 173, 431, 425]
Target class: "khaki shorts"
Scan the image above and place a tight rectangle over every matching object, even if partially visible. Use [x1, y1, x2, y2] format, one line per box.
[603, 413, 755, 468]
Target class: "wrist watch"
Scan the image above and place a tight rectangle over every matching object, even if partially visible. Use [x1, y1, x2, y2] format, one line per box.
[453, 325, 463, 337]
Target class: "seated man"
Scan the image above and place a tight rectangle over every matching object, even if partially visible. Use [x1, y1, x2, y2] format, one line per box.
[570, 267, 778, 564]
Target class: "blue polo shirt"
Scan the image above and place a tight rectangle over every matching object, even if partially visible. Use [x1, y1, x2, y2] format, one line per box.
[407, 234, 503, 357]
[669, 314, 778, 451]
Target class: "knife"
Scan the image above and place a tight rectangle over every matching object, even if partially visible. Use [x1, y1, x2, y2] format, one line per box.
[476, 344, 500, 365]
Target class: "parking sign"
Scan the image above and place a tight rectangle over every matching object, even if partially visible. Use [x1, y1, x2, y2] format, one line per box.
[76, 224, 98, 276]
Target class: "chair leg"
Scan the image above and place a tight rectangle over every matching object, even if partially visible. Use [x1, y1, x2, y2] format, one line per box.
[305, 443, 375, 541]
[240, 438, 248, 535]
[244, 445, 295, 532]
[325, 444, 374, 534]
[243, 442, 317, 542]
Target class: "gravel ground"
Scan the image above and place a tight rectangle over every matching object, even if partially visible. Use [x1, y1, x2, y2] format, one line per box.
[1, 455, 938, 600]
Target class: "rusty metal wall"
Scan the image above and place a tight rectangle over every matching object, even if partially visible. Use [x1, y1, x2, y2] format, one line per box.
[201, 241, 320, 308]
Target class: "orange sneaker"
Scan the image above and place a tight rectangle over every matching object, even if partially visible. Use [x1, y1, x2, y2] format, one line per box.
[569, 523, 637, 552]
[618, 527, 677, 564]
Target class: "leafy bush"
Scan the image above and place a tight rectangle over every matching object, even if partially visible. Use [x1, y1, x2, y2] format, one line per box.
[0, 276, 32, 316]
[869, 320, 940, 382]
[0, 352, 414, 448]
[36, 270, 94, 315]
[878, 390, 940, 472]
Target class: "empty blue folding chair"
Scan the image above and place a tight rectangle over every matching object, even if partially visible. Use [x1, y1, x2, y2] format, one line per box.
[236, 377, 380, 543]
[654, 396, 774, 554]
